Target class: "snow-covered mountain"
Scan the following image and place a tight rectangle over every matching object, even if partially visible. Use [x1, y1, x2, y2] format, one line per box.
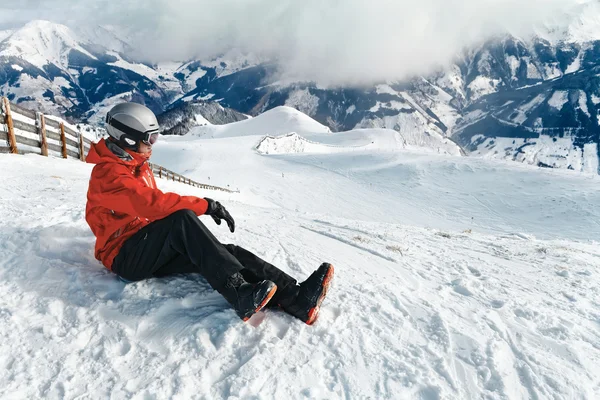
[0, 20, 263, 126]
[3, 8, 600, 172]
[0, 20, 182, 122]
[173, 30, 600, 172]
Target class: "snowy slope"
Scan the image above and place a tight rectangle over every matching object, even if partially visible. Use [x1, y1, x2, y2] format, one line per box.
[0, 30, 13, 43]
[189, 106, 332, 138]
[1, 123, 600, 399]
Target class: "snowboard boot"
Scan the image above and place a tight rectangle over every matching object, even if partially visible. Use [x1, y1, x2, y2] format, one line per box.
[222, 272, 278, 321]
[280, 263, 334, 325]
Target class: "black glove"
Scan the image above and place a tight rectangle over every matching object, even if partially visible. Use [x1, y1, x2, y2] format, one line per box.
[204, 198, 235, 233]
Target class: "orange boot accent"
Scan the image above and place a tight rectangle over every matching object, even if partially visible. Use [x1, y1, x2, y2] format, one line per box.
[306, 265, 335, 325]
[243, 285, 278, 322]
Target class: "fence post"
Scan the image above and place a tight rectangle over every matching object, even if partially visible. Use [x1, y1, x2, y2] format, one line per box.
[59, 122, 67, 159]
[79, 131, 85, 161]
[2, 97, 18, 154]
[159, 166, 162, 179]
[37, 112, 48, 157]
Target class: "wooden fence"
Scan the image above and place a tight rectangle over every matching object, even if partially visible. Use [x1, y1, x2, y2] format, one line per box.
[0, 97, 239, 194]
[0, 97, 91, 160]
[148, 163, 239, 193]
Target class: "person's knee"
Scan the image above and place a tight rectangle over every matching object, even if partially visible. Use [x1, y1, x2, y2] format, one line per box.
[171, 209, 197, 221]
[171, 209, 210, 233]
[169, 209, 198, 225]
[223, 244, 237, 254]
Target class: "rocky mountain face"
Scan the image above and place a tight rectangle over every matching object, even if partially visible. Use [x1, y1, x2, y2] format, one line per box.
[157, 101, 248, 135]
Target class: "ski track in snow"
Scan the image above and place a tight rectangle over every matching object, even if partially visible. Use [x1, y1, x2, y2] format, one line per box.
[1, 145, 600, 399]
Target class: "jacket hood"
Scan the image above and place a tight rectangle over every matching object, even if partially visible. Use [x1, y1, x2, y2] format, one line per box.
[87, 138, 151, 166]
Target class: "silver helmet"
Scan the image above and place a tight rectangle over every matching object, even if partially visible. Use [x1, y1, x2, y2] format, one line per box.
[105, 102, 159, 150]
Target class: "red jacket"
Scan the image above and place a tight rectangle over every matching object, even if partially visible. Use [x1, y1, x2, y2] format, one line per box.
[85, 138, 209, 270]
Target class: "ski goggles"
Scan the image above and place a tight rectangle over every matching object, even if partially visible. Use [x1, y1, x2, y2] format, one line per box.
[143, 131, 159, 145]
[106, 115, 159, 146]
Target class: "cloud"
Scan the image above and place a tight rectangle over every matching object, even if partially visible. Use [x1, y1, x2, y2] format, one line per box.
[2, 0, 588, 85]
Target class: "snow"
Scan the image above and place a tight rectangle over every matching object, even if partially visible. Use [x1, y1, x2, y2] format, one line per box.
[525, 59, 542, 80]
[435, 65, 467, 103]
[0, 29, 13, 42]
[184, 67, 207, 88]
[548, 90, 569, 110]
[346, 105, 356, 114]
[188, 113, 209, 126]
[256, 133, 353, 155]
[467, 76, 501, 101]
[284, 89, 320, 117]
[511, 94, 547, 125]
[375, 84, 400, 96]
[543, 63, 562, 80]
[1, 122, 600, 398]
[470, 134, 598, 173]
[0, 20, 96, 70]
[583, 143, 599, 174]
[11, 64, 23, 72]
[53, 77, 71, 89]
[369, 101, 411, 113]
[356, 105, 462, 156]
[107, 52, 162, 80]
[578, 90, 590, 117]
[506, 55, 520, 79]
[565, 51, 582, 74]
[74, 24, 132, 54]
[189, 106, 331, 138]
[173, 62, 208, 91]
[563, 1, 600, 44]
[256, 129, 404, 155]
[199, 49, 264, 78]
[86, 91, 135, 126]
[2, 74, 67, 117]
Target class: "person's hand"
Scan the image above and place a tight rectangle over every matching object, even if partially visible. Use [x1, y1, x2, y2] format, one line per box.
[204, 198, 235, 233]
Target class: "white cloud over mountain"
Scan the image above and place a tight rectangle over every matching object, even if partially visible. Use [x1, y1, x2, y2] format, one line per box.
[1, 0, 592, 85]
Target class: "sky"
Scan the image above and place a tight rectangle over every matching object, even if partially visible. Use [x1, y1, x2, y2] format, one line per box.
[0, 0, 591, 85]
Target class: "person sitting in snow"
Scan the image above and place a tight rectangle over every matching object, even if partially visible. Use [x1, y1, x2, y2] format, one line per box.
[85, 102, 333, 324]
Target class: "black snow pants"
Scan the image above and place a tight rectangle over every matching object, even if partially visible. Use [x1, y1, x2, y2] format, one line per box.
[111, 209, 297, 302]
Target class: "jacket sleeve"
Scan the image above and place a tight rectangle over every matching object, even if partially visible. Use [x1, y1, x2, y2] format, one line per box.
[90, 164, 209, 220]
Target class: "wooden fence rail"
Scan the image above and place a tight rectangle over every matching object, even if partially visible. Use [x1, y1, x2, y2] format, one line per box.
[1, 96, 92, 160]
[148, 163, 239, 193]
[0, 96, 239, 194]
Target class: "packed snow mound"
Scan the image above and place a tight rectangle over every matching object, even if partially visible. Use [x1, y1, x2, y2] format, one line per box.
[0, 20, 95, 70]
[189, 106, 331, 138]
[256, 133, 355, 155]
[255, 130, 401, 155]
